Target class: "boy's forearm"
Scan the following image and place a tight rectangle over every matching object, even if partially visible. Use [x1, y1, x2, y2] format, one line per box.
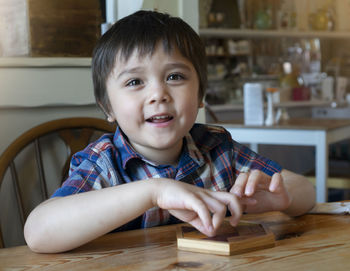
[24, 180, 158, 253]
[281, 170, 316, 217]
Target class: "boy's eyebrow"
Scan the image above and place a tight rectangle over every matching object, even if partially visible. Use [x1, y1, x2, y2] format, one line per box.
[115, 67, 144, 79]
[166, 63, 192, 71]
[115, 62, 192, 79]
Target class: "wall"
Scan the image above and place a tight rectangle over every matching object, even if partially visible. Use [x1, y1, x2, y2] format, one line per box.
[0, 58, 105, 155]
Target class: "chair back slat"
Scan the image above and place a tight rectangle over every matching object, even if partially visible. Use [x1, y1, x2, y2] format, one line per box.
[34, 139, 48, 200]
[59, 128, 94, 183]
[0, 229, 3, 248]
[9, 162, 25, 226]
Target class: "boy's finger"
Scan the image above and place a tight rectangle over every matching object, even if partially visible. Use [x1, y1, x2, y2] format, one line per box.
[245, 170, 272, 196]
[244, 170, 262, 196]
[269, 172, 282, 192]
[186, 217, 211, 236]
[188, 196, 213, 234]
[239, 196, 257, 206]
[210, 191, 242, 226]
[199, 193, 226, 232]
[230, 172, 249, 197]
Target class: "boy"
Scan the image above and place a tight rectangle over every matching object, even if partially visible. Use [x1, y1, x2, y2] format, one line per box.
[24, 10, 315, 253]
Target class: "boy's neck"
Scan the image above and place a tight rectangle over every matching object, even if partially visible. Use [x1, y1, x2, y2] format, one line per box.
[130, 139, 184, 167]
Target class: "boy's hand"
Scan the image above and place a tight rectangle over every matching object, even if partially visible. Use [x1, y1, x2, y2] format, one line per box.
[230, 170, 292, 213]
[153, 179, 242, 237]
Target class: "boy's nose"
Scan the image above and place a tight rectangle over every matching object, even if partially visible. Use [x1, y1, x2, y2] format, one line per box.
[148, 83, 171, 104]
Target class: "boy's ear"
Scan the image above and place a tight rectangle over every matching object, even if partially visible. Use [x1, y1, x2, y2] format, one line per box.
[97, 101, 115, 123]
[107, 115, 115, 123]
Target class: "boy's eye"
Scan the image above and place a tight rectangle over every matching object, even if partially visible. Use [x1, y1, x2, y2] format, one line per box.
[126, 79, 142, 87]
[167, 73, 184, 81]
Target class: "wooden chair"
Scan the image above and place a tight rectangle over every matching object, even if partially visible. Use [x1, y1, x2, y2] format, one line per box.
[0, 117, 116, 248]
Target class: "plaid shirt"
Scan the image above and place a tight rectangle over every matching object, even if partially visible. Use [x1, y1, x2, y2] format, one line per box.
[52, 123, 282, 231]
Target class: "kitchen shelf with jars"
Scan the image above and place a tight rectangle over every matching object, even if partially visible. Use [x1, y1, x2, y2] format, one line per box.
[200, 0, 350, 119]
[200, 28, 350, 40]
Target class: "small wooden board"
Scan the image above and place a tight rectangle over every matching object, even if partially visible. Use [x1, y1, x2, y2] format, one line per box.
[177, 220, 275, 256]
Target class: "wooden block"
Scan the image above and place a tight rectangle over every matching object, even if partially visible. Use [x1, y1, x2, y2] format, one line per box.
[177, 220, 275, 256]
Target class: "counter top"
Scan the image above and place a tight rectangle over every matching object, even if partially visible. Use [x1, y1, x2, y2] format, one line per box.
[0, 57, 91, 67]
[216, 118, 350, 131]
[209, 100, 332, 112]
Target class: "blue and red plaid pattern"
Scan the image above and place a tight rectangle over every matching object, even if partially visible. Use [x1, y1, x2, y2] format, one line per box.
[52, 123, 282, 230]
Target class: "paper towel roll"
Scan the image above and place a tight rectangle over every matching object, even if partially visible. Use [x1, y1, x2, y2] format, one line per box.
[244, 83, 264, 126]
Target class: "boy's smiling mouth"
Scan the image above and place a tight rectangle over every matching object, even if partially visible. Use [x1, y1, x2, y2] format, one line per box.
[146, 114, 174, 123]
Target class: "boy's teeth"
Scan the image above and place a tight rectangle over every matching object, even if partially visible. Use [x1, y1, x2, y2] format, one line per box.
[152, 115, 169, 120]
[148, 115, 172, 122]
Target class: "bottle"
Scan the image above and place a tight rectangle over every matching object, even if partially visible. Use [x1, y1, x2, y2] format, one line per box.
[279, 62, 299, 102]
[265, 87, 278, 126]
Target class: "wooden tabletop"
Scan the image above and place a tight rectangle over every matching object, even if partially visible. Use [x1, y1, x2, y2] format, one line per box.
[1, 212, 350, 270]
[214, 118, 350, 131]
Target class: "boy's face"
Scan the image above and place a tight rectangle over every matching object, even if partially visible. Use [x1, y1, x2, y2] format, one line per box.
[106, 43, 201, 164]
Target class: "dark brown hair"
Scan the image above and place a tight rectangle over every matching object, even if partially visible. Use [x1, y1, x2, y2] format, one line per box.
[92, 10, 207, 116]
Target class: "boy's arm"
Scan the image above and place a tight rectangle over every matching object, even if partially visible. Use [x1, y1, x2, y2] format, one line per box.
[24, 178, 241, 253]
[24, 180, 156, 253]
[231, 169, 315, 216]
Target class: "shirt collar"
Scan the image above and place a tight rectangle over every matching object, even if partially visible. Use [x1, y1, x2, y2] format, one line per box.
[113, 127, 176, 169]
[189, 123, 225, 152]
[113, 127, 143, 169]
[183, 132, 204, 165]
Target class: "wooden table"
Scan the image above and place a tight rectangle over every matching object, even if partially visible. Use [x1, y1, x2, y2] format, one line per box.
[217, 118, 350, 203]
[1, 212, 350, 270]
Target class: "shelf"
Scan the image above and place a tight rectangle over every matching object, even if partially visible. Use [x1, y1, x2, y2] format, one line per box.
[199, 28, 350, 39]
[0, 57, 91, 68]
[207, 53, 250, 57]
[276, 100, 332, 108]
[209, 100, 331, 112]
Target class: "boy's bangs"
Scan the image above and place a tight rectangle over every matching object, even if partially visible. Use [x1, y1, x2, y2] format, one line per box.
[116, 30, 190, 63]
